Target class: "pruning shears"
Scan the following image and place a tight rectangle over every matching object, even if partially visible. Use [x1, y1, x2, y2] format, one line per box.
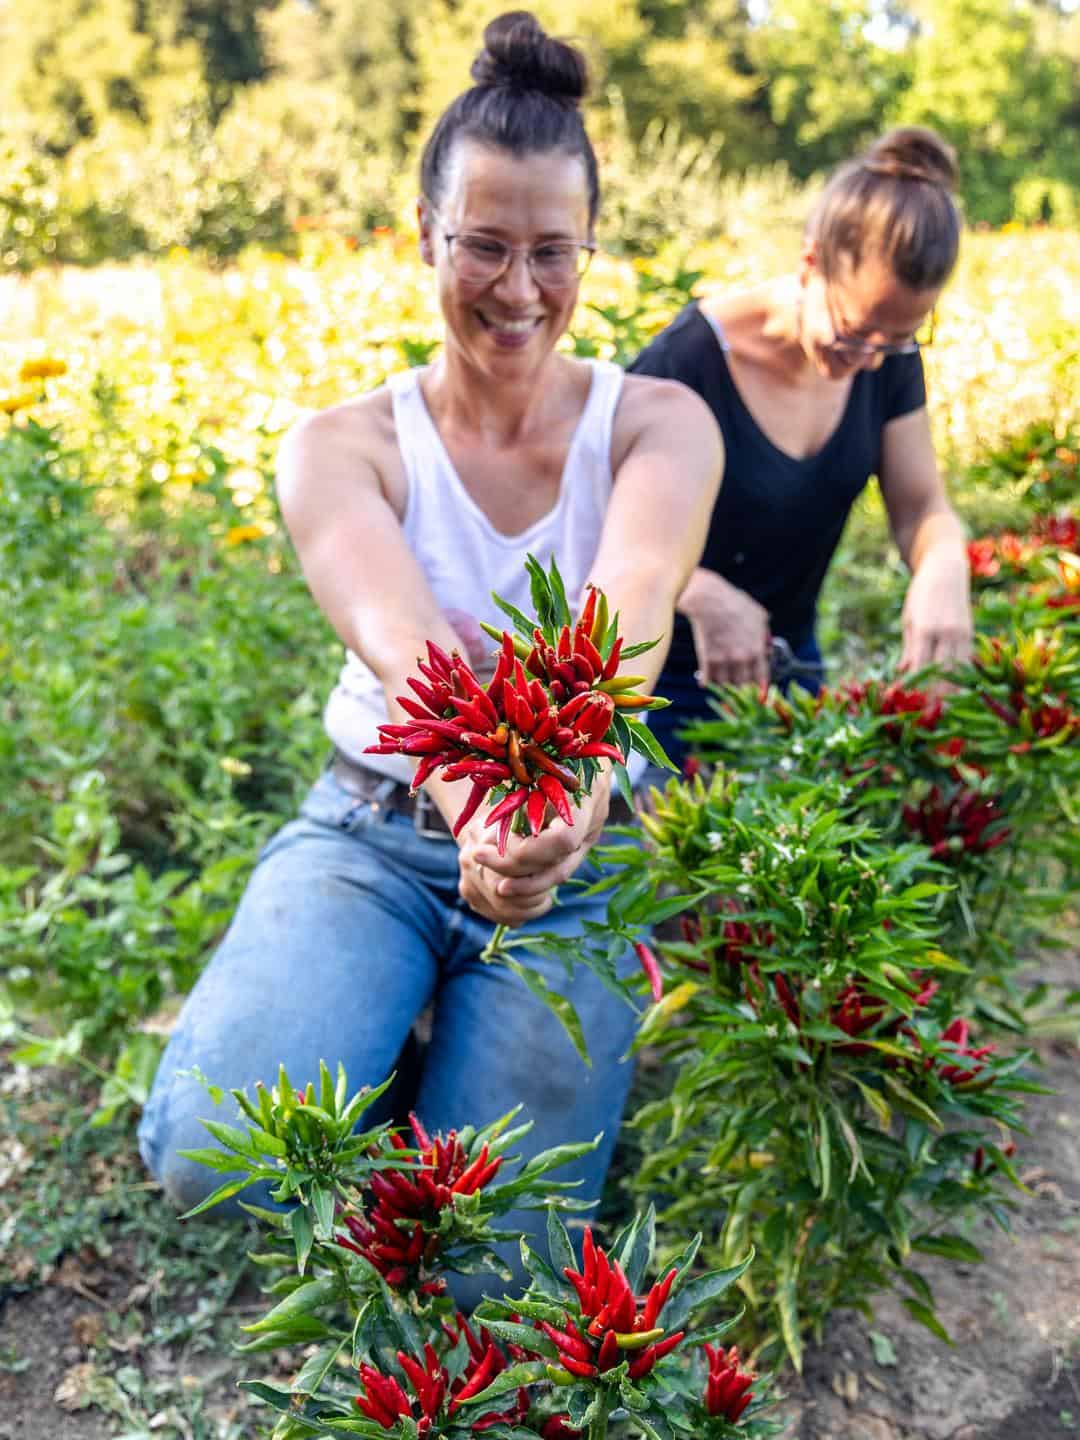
[769, 635, 826, 685]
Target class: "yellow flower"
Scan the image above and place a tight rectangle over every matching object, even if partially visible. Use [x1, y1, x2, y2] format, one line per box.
[219, 755, 253, 777]
[0, 391, 37, 415]
[19, 357, 67, 382]
[225, 523, 267, 547]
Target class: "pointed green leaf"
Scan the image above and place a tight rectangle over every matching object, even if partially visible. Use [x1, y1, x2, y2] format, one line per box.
[505, 959, 590, 1067]
[901, 1297, 953, 1345]
[179, 1173, 263, 1219]
[546, 1207, 577, 1280]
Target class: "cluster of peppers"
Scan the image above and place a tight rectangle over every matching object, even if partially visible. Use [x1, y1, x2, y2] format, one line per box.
[671, 905, 995, 1088]
[366, 583, 665, 853]
[704, 1344, 758, 1425]
[352, 1223, 766, 1436]
[545, 1227, 684, 1382]
[337, 1112, 502, 1293]
[356, 1328, 526, 1435]
[901, 782, 1010, 860]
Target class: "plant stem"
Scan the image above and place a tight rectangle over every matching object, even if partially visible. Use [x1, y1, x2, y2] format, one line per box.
[588, 1408, 609, 1440]
[480, 923, 509, 963]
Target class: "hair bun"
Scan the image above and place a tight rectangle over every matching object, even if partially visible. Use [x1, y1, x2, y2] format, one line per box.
[862, 126, 958, 191]
[470, 10, 588, 106]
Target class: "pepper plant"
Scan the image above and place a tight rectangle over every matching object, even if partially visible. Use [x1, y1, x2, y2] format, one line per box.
[179, 1062, 599, 1346]
[188, 1070, 781, 1439]
[678, 616, 1080, 1025]
[549, 772, 1041, 1369]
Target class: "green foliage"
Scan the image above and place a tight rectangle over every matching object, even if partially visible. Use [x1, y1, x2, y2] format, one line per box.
[2, 0, 1078, 262]
[0, 417, 334, 1111]
[895, 0, 1080, 226]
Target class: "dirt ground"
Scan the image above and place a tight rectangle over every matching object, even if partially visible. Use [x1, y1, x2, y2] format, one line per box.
[2, 978, 1078, 1440]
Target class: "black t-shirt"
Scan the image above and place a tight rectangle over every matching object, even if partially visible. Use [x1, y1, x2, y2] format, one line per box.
[628, 300, 926, 680]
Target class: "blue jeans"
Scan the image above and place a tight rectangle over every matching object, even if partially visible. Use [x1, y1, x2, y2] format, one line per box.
[138, 768, 640, 1305]
[649, 628, 824, 773]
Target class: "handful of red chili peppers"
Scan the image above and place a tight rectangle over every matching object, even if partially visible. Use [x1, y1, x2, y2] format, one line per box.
[366, 556, 670, 853]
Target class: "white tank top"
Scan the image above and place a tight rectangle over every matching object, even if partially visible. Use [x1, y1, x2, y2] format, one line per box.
[323, 359, 630, 785]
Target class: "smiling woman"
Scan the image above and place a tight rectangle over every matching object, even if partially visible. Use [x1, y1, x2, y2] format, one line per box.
[136, 9, 722, 1302]
[630, 126, 973, 770]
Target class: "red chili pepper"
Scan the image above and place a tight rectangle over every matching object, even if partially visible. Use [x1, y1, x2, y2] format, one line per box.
[570, 741, 625, 762]
[601, 635, 623, 681]
[522, 744, 580, 790]
[578, 585, 598, 638]
[641, 1267, 677, 1329]
[541, 1321, 593, 1363]
[527, 788, 548, 835]
[634, 942, 663, 1004]
[597, 1330, 620, 1371]
[485, 787, 531, 828]
[558, 691, 596, 725]
[459, 730, 509, 759]
[578, 632, 604, 676]
[531, 709, 557, 745]
[557, 1354, 597, 1379]
[451, 781, 487, 838]
[450, 1144, 489, 1194]
[448, 1344, 500, 1411]
[626, 1330, 684, 1379]
[553, 660, 580, 691]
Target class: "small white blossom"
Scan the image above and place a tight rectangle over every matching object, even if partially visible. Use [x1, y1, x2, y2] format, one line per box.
[779, 756, 794, 772]
[706, 831, 724, 851]
[824, 725, 856, 750]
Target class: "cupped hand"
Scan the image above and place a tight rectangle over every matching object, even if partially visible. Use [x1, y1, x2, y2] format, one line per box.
[455, 779, 612, 927]
[681, 568, 771, 688]
[899, 548, 973, 673]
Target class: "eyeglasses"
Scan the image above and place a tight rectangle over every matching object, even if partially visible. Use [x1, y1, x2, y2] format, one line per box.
[824, 283, 936, 359]
[436, 219, 595, 290]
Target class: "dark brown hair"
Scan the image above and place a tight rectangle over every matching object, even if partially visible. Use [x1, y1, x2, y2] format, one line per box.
[808, 127, 961, 290]
[419, 11, 599, 226]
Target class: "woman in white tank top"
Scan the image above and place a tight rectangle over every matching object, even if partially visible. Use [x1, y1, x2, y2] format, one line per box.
[139, 11, 722, 1301]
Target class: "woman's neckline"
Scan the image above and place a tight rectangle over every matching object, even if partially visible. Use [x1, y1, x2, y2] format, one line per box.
[408, 360, 601, 544]
[696, 299, 857, 467]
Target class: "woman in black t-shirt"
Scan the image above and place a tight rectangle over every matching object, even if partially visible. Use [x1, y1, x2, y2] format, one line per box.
[630, 127, 972, 768]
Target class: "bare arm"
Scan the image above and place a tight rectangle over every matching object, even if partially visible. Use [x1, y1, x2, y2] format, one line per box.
[277, 400, 466, 705]
[879, 406, 972, 670]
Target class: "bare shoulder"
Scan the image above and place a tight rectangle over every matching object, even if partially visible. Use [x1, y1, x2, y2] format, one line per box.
[278, 387, 395, 486]
[614, 372, 722, 454]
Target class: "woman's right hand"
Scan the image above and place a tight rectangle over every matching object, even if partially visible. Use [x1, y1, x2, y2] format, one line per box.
[679, 567, 772, 688]
[450, 778, 612, 928]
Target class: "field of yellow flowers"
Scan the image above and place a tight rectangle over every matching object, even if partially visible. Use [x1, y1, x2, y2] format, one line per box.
[1, 226, 1077, 537]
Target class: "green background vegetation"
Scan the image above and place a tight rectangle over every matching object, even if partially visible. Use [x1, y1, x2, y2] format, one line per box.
[2, 0, 1080, 267]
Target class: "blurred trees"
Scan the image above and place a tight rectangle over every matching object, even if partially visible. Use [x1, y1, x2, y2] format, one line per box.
[0, 0, 1077, 263]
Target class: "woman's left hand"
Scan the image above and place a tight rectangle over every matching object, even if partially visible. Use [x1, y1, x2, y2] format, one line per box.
[899, 544, 973, 672]
[455, 779, 612, 927]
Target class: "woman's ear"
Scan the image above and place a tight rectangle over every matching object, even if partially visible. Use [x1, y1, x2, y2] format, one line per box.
[417, 198, 436, 267]
[798, 237, 818, 287]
